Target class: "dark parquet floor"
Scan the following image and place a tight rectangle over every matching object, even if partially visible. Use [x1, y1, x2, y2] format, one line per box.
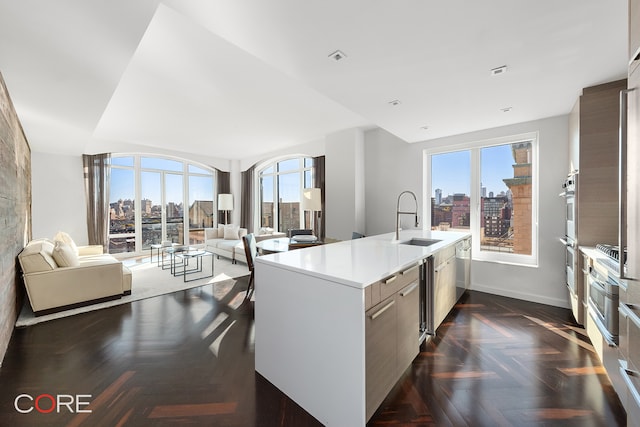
[0, 276, 626, 426]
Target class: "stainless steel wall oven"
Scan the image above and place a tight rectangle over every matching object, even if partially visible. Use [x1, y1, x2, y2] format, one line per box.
[588, 259, 620, 346]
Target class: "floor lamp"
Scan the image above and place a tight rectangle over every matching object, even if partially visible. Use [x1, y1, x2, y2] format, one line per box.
[218, 193, 233, 225]
[302, 188, 322, 237]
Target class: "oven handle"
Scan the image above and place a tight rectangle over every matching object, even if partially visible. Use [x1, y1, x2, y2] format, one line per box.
[558, 237, 574, 248]
[587, 303, 618, 347]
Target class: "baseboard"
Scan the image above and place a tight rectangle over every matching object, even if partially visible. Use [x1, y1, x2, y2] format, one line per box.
[469, 283, 570, 309]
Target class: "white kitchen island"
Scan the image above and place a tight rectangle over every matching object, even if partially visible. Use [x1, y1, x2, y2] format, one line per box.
[254, 230, 470, 426]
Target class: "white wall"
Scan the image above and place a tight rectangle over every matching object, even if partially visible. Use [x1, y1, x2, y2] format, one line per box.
[325, 128, 366, 240]
[32, 152, 88, 244]
[364, 115, 570, 308]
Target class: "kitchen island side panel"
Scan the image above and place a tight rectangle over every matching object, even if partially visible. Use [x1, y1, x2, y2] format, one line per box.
[254, 261, 368, 426]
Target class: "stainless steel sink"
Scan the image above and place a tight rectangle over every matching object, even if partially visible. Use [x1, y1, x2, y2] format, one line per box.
[399, 238, 442, 247]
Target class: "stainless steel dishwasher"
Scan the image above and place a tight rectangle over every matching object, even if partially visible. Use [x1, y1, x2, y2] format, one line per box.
[455, 237, 472, 300]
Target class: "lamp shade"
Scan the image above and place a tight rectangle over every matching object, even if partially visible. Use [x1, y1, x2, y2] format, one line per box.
[302, 188, 321, 211]
[218, 193, 234, 211]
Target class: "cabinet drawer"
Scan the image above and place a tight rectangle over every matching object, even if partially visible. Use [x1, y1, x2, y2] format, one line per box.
[434, 244, 455, 266]
[365, 297, 397, 420]
[396, 263, 420, 289]
[365, 282, 381, 310]
[624, 301, 640, 373]
[380, 274, 400, 301]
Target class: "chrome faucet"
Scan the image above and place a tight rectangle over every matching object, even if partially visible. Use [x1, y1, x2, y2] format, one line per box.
[396, 190, 419, 240]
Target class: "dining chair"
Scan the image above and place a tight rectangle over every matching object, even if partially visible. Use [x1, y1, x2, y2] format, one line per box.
[288, 229, 313, 238]
[242, 233, 258, 299]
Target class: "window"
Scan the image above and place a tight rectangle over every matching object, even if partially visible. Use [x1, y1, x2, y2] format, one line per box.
[258, 157, 314, 236]
[426, 133, 538, 266]
[109, 155, 215, 254]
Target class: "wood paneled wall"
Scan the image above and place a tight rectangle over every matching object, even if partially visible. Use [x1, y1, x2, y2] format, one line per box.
[0, 72, 31, 365]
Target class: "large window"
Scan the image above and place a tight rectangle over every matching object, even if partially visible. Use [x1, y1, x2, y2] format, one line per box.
[258, 157, 314, 236]
[427, 133, 538, 266]
[109, 155, 215, 254]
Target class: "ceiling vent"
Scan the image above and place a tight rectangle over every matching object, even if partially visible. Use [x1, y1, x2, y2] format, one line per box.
[500, 107, 512, 113]
[388, 100, 401, 107]
[328, 50, 347, 62]
[490, 65, 508, 76]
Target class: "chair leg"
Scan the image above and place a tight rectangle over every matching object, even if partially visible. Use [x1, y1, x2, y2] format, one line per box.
[245, 271, 255, 299]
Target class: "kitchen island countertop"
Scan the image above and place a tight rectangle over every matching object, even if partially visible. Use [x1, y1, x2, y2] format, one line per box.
[255, 229, 470, 289]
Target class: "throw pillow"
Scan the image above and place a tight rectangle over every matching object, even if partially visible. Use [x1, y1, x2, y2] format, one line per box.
[224, 225, 240, 240]
[52, 241, 80, 267]
[53, 231, 79, 255]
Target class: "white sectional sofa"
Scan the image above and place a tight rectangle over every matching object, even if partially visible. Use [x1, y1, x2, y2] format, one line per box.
[204, 225, 285, 264]
[18, 234, 132, 315]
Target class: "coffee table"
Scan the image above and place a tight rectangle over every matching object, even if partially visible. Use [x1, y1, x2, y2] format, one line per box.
[173, 249, 214, 282]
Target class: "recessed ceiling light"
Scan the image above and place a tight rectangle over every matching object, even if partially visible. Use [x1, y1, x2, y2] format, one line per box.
[490, 65, 508, 76]
[500, 107, 512, 112]
[388, 100, 401, 106]
[328, 50, 347, 61]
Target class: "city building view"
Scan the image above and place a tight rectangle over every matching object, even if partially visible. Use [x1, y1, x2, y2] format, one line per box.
[109, 199, 214, 253]
[430, 141, 532, 255]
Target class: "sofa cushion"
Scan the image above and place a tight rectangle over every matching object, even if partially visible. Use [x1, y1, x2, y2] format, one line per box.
[19, 240, 58, 273]
[52, 241, 80, 267]
[224, 225, 240, 240]
[53, 231, 79, 255]
[217, 240, 238, 252]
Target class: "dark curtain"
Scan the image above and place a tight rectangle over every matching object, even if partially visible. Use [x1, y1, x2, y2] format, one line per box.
[313, 156, 326, 239]
[216, 170, 231, 226]
[83, 153, 111, 252]
[241, 165, 256, 233]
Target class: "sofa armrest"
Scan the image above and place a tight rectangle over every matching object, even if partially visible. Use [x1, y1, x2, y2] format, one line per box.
[239, 228, 248, 238]
[23, 261, 124, 312]
[77, 245, 104, 256]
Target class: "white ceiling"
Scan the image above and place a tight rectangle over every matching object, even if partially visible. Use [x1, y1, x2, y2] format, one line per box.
[0, 0, 628, 160]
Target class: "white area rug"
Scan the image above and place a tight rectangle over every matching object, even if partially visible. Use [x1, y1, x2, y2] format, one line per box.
[16, 255, 250, 327]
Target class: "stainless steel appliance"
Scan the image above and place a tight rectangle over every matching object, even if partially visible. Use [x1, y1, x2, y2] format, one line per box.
[587, 254, 620, 346]
[561, 173, 577, 241]
[560, 172, 582, 324]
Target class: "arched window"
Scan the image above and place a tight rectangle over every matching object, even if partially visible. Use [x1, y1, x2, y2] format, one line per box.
[258, 157, 314, 235]
[109, 155, 215, 254]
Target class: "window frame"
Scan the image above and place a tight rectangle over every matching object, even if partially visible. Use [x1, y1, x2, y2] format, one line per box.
[424, 132, 539, 267]
[109, 153, 216, 255]
[255, 156, 315, 234]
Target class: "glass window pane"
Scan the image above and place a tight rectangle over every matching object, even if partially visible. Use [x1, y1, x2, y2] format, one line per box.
[141, 171, 162, 249]
[261, 175, 274, 228]
[188, 175, 214, 244]
[278, 158, 299, 172]
[262, 165, 274, 174]
[111, 156, 134, 167]
[188, 164, 212, 175]
[109, 168, 135, 254]
[278, 172, 301, 234]
[165, 174, 184, 245]
[304, 170, 313, 188]
[304, 157, 314, 168]
[431, 151, 471, 231]
[481, 142, 532, 255]
[141, 157, 183, 172]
